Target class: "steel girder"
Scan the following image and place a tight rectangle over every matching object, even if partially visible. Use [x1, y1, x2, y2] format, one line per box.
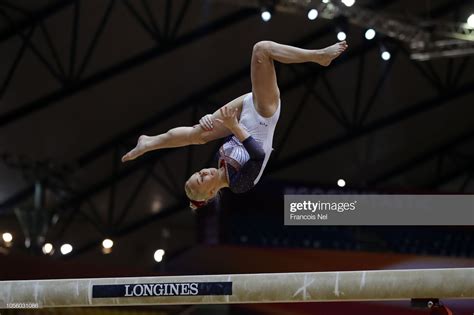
[0, 3, 257, 127]
[368, 128, 474, 186]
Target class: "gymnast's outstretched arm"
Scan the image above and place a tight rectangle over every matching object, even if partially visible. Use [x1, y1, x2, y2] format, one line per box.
[121, 94, 246, 162]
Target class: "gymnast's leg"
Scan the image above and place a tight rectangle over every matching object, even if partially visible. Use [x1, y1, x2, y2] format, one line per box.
[121, 94, 246, 162]
[250, 40, 348, 117]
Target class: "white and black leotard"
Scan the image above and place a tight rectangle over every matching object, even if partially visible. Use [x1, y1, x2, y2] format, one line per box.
[217, 93, 281, 193]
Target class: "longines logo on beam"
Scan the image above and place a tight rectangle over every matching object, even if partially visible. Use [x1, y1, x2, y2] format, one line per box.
[126, 283, 198, 296]
[92, 282, 232, 298]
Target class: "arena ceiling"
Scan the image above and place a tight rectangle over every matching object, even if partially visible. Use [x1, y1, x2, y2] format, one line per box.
[0, 0, 473, 268]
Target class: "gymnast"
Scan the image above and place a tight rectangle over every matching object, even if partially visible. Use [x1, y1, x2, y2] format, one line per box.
[122, 40, 348, 209]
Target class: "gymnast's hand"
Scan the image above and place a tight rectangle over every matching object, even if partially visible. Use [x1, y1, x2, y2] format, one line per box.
[215, 106, 249, 142]
[215, 106, 239, 131]
[199, 114, 214, 131]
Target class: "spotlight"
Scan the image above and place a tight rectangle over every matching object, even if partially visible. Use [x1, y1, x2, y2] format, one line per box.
[60, 243, 73, 255]
[102, 238, 113, 254]
[2, 232, 12, 243]
[337, 179, 346, 187]
[381, 51, 391, 60]
[337, 31, 347, 41]
[42, 243, 54, 255]
[322, 0, 329, 3]
[468, 14, 474, 28]
[261, 10, 271, 22]
[365, 28, 376, 40]
[341, 0, 355, 7]
[102, 238, 113, 249]
[307, 9, 318, 20]
[154, 249, 165, 263]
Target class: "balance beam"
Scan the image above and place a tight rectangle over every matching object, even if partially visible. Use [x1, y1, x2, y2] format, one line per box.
[0, 268, 472, 308]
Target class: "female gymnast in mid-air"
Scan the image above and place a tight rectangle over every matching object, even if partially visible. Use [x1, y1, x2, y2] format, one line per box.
[122, 40, 348, 209]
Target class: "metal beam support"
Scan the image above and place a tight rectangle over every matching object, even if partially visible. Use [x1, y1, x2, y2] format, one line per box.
[357, 52, 397, 126]
[273, 82, 312, 160]
[152, 162, 182, 198]
[0, 10, 65, 83]
[0, 8, 257, 128]
[368, 128, 474, 186]
[122, 0, 160, 41]
[400, 48, 445, 92]
[0, 26, 33, 99]
[320, 73, 351, 127]
[0, 0, 77, 43]
[113, 166, 151, 227]
[428, 161, 474, 189]
[452, 56, 471, 88]
[288, 66, 350, 129]
[140, 0, 162, 38]
[39, 20, 67, 79]
[171, 0, 191, 39]
[164, 0, 172, 39]
[75, 0, 115, 80]
[68, 0, 80, 79]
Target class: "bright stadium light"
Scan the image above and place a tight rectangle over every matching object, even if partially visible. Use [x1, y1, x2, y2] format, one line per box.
[101, 238, 114, 254]
[337, 31, 347, 41]
[60, 244, 73, 255]
[322, 0, 329, 3]
[337, 179, 346, 187]
[308, 9, 318, 20]
[365, 28, 376, 40]
[102, 239, 113, 249]
[468, 14, 474, 28]
[2, 232, 12, 243]
[261, 10, 271, 22]
[154, 249, 165, 263]
[381, 51, 391, 60]
[342, 0, 355, 7]
[42, 243, 54, 255]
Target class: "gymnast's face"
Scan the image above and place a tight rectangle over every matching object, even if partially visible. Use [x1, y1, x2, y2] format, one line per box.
[186, 168, 219, 199]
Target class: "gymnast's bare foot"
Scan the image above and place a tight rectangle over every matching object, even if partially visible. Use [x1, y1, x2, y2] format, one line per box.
[314, 41, 348, 66]
[121, 135, 151, 162]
